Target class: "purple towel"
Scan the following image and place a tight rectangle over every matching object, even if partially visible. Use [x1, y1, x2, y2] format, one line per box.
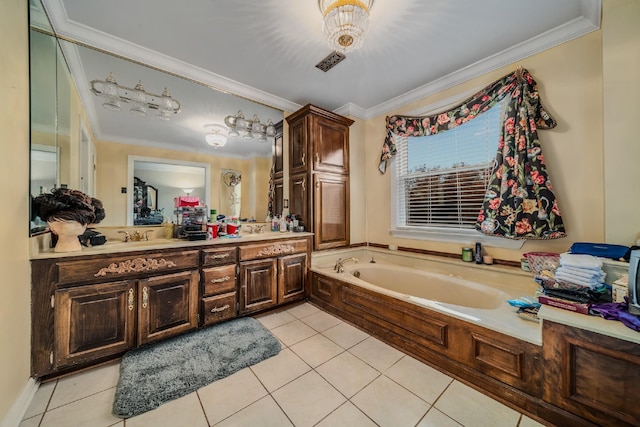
[589, 299, 640, 332]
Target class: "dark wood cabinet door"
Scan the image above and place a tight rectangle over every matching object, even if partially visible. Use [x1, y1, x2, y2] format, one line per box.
[289, 173, 309, 231]
[137, 270, 199, 345]
[54, 280, 135, 369]
[273, 178, 284, 219]
[273, 120, 284, 179]
[288, 116, 308, 175]
[314, 173, 350, 250]
[278, 253, 307, 304]
[543, 321, 640, 427]
[313, 116, 350, 174]
[239, 259, 277, 315]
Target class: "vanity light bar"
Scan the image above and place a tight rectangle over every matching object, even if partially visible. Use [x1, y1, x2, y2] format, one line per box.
[90, 73, 181, 120]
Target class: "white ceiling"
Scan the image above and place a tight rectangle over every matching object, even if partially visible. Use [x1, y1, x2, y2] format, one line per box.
[37, 0, 600, 156]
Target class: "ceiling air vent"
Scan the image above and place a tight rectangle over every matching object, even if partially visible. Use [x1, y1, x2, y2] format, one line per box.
[315, 51, 346, 72]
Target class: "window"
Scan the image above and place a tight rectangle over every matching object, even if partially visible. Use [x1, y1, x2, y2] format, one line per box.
[391, 101, 519, 246]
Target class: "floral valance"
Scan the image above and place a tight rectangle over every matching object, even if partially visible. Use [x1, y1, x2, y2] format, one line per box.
[379, 67, 566, 240]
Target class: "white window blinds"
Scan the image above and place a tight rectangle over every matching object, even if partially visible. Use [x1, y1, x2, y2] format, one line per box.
[393, 102, 504, 230]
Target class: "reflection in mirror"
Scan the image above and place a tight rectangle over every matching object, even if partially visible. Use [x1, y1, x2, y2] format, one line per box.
[220, 170, 242, 219]
[127, 157, 210, 226]
[29, 0, 283, 235]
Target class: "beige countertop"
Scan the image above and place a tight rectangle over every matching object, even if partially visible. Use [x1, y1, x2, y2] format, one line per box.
[30, 231, 314, 260]
[538, 305, 640, 344]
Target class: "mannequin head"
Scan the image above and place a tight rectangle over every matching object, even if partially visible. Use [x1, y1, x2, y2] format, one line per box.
[33, 188, 105, 252]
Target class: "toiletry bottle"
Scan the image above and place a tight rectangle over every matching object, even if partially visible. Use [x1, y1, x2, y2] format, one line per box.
[475, 242, 483, 264]
[280, 214, 287, 232]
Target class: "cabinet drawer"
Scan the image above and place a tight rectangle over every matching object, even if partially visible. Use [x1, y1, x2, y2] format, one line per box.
[56, 250, 200, 285]
[239, 239, 307, 261]
[202, 292, 237, 326]
[202, 247, 237, 267]
[202, 265, 237, 296]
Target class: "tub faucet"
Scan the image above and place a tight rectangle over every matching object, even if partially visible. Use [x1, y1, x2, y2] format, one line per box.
[118, 231, 130, 242]
[334, 257, 358, 273]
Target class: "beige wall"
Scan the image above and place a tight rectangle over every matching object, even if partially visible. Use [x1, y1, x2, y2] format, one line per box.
[3, 0, 638, 420]
[95, 141, 271, 225]
[362, 28, 610, 262]
[0, 0, 31, 421]
[603, 0, 640, 245]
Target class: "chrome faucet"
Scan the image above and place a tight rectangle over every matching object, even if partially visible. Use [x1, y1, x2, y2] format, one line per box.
[334, 257, 358, 273]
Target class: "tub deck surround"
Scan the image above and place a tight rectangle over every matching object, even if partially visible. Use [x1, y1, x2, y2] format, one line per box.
[311, 246, 542, 345]
[310, 247, 640, 427]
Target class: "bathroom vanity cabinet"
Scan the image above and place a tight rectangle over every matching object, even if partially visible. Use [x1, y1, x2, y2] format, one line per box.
[201, 246, 238, 326]
[238, 240, 308, 315]
[31, 235, 311, 378]
[286, 104, 353, 250]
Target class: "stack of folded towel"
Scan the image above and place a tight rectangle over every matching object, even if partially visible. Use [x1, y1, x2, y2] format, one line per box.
[537, 253, 611, 309]
[555, 254, 606, 290]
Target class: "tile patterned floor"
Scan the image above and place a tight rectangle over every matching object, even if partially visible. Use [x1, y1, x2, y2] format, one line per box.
[20, 303, 546, 427]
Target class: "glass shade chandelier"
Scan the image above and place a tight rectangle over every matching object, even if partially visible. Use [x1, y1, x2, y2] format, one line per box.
[90, 73, 181, 120]
[319, 0, 374, 53]
[224, 111, 276, 142]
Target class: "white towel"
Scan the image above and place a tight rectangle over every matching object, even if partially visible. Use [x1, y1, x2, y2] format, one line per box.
[554, 270, 602, 288]
[556, 266, 606, 282]
[559, 253, 603, 270]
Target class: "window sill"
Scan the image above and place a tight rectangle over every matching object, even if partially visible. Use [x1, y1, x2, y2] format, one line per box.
[390, 227, 525, 250]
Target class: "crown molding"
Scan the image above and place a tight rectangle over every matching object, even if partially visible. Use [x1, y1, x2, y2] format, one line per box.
[362, 2, 601, 120]
[43, 0, 600, 122]
[333, 102, 367, 120]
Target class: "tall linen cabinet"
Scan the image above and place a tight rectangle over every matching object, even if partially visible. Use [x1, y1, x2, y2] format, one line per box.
[285, 104, 354, 251]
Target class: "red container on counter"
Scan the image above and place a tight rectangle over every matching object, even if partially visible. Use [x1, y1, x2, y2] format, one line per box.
[207, 223, 218, 239]
[226, 223, 238, 234]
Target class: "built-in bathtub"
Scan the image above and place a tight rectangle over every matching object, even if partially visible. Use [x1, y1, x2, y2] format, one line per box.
[311, 247, 541, 345]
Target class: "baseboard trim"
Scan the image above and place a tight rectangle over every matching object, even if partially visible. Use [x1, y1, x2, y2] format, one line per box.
[0, 378, 39, 427]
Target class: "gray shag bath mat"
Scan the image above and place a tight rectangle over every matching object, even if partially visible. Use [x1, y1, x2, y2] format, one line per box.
[113, 317, 281, 418]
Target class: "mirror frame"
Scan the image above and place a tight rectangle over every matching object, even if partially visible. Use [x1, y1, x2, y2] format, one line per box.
[126, 155, 211, 226]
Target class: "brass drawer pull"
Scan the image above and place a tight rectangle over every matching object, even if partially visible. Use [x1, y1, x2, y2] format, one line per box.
[210, 253, 230, 260]
[210, 276, 231, 284]
[142, 286, 148, 309]
[128, 288, 134, 311]
[210, 304, 230, 313]
[301, 152, 305, 166]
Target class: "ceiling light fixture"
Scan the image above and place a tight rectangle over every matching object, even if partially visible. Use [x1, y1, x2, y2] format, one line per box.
[90, 73, 181, 120]
[204, 124, 228, 148]
[319, 0, 374, 53]
[224, 111, 276, 142]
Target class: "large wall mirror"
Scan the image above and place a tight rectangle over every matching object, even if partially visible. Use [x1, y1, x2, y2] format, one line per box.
[29, 0, 283, 235]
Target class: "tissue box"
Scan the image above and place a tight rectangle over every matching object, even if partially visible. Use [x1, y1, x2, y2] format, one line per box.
[612, 275, 629, 303]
